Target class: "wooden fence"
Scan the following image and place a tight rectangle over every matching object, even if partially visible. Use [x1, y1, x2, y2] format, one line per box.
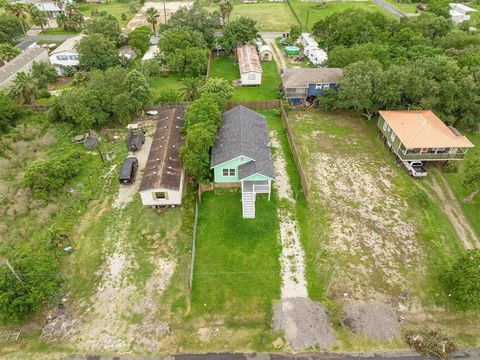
[225, 100, 282, 110]
[279, 102, 310, 200]
[188, 201, 199, 292]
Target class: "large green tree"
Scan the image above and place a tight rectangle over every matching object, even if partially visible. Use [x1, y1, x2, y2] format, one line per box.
[145, 7, 159, 34]
[85, 14, 122, 44]
[220, 16, 258, 53]
[0, 91, 26, 133]
[128, 26, 152, 55]
[462, 156, 480, 201]
[199, 77, 233, 107]
[0, 43, 20, 65]
[180, 77, 204, 101]
[9, 72, 38, 105]
[77, 34, 120, 71]
[31, 61, 58, 90]
[0, 13, 25, 43]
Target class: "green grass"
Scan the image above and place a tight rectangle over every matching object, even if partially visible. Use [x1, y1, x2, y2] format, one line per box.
[210, 56, 281, 101]
[40, 28, 79, 35]
[205, 2, 298, 31]
[78, 1, 133, 27]
[384, 0, 419, 14]
[191, 190, 281, 327]
[149, 73, 184, 100]
[442, 132, 480, 238]
[289, 0, 394, 30]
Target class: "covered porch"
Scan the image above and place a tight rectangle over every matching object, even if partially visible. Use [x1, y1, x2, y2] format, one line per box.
[240, 177, 273, 219]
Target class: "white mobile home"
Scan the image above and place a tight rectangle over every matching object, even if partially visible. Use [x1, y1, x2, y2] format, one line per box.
[237, 44, 262, 86]
[139, 107, 185, 207]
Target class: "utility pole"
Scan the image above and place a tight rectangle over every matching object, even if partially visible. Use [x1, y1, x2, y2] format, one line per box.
[163, 0, 167, 24]
[306, 0, 311, 31]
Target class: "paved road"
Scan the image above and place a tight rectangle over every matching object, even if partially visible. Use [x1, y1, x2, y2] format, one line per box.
[21, 34, 78, 42]
[64, 348, 480, 360]
[373, 0, 406, 18]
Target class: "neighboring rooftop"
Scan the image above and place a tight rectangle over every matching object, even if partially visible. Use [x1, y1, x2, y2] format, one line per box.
[50, 35, 85, 55]
[379, 110, 475, 149]
[0, 47, 48, 86]
[150, 35, 160, 45]
[237, 44, 262, 74]
[141, 45, 160, 62]
[211, 106, 275, 180]
[35, 2, 62, 11]
[449, 3, 477, 12]
[258, 44, 272, 53]
[282, 68, 343, 88]
[140, 107, 185, 192]
[15, 39, 37, 51]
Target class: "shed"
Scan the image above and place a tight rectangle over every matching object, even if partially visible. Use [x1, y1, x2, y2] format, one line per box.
[258, 44, 273, 61]
[139, 107, 185, 207]
[237, 44, 262, 86]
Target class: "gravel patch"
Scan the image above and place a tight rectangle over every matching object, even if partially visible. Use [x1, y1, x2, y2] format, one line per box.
[273, 297, 336, 351]
[341, 302, 401, 341]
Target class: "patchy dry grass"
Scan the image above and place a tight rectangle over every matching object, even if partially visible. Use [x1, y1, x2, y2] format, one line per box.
[288, 110, 480, 347]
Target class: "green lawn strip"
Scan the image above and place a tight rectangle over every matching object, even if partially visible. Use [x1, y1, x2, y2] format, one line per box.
[442, 132, 480, 239]
[210, 56, 281, 101]
[78, 1, 133, 27]
[149, 73, 184, 99]
[205, 3, 298, 31]
[40, 28, 79, 35]
[288, 0, 395, 30]
[191, 189, 281, 329]
[384, 0, 418, 14]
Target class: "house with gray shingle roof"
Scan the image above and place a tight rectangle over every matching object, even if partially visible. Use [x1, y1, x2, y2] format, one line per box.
[211, 106, 275, 218]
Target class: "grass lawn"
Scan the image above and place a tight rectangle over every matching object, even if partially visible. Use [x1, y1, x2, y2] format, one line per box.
[191, 190, 281, 332]
[210, 56, 281, 101]
[205, 2, 298, 31]
[78, 1, 133, 27]
[149, 73, 184, 100]
[288, 110, 480, 347]
[289, 0, 394, 30]
[384, 0, 419, 14]
[40, 28, 79, 35]
[442, 132, 480, 238]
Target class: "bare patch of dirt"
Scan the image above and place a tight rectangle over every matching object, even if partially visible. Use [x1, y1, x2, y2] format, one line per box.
[425, 172, 480, 249]
[273, 297, 336, 351]
[113, 136, 152, 210]
[126, 1, 193, 31]
[341, 301, 401, 341]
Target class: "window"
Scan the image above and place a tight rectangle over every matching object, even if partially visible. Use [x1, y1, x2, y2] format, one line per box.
[222, 168, 236, 177]
[56, 55, 68, 60]
[248, 73, 255, 80]
[420, 148, 428, 154]
[69, 55, 79, 60]
[390, 131, 396, 141]
[323, 84, 330, 90]
[153, 191, 168, 200]
[382, 121, 388, 132]
[315, 83, 323, 90]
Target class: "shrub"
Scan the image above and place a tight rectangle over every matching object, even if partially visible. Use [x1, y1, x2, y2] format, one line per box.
[442, 161, 458, 173]
[24, 152, 82, 198]
[405, 330, 456, 360]
[155, 88, 180, 104]
[441, 249, 480, 310]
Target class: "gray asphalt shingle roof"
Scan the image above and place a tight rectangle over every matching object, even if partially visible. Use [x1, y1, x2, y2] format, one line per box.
[282, 68, 343, 88]
[211, 106, 275, 180]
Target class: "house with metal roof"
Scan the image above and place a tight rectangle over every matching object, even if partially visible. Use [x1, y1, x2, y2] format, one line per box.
[237, 44, 262, 86]
[0, 47, 49, 90]
[49, 35, 85, 75]
[377, 110, 474, 161]
[449, 3, 477, 23]
[211, 106, 275, 218]
[139, 107, 185, 207]
[281, 67, 343, 105]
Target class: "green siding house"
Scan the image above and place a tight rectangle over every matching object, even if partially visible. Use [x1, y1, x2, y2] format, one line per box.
[377, 110, 474, 162]
[211, 106, 275, 218]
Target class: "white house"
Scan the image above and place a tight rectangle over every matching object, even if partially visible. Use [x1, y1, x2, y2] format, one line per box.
[237, 44, 262, 86]
[49, 35, 85, 75]
[34, 2, 63, 17]
[304, 46, 328, 66]
[141, 45, 160, 62]
[0, 47, 50, 90]
[139, 107, 185, 207]
[299, 33, 318, 49]
[449, 3, 478, 23]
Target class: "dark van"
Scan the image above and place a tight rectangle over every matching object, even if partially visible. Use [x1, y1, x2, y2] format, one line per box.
[119, 157, 138, 184]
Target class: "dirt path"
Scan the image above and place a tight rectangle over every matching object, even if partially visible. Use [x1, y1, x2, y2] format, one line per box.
[270, 131, 308, 299]
[424, 171, 480, 249]
[264, 38, 287, 71]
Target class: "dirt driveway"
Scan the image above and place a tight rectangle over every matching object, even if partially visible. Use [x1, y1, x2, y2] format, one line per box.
[126, 1, 193, 32]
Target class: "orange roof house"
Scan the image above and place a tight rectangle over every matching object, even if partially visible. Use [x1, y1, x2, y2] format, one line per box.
[377, 110, 474, 161]
[237, 44, 262, 86]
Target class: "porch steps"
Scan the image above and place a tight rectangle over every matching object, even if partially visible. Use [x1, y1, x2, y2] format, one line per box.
[242, 192, 255, 218]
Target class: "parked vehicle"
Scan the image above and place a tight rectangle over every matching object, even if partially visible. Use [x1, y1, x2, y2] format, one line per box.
[403, 161, 427, 177]
[119, 157, 138, 184]
[417, 3, 426, 11]
[125, 123, 145, 152]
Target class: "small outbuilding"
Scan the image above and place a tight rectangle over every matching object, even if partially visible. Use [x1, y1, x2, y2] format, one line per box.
[139, 107, 185, 207]
[237, 44, 262, 86]
[258, 44, 273, 61]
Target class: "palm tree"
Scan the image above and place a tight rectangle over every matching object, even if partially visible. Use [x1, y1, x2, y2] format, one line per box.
[9, 72, 39, 105]
[145, 7, 159, 35]
[0, 43, 21, 66]
[29, 6, 48, 30]
[219, 0, 233, 24]
[180, 77, 204, 101]
[5, 3, 28, 34]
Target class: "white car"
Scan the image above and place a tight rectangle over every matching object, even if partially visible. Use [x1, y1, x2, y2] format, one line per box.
[403, 161, 427, 177]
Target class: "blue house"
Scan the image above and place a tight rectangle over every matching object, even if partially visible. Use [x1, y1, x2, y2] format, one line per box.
[281, 68, 343, 105]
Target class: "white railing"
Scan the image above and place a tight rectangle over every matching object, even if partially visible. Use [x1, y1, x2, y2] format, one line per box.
[253, 184, 269, 194]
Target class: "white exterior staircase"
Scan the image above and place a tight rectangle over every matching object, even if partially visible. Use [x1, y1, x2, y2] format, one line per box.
[242, 191, 255, 218]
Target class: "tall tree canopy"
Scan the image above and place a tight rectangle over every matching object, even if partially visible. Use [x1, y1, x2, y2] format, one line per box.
[220, 16, 258, 53]
[85, 14, 122, 45]
[77, 34, 120, 71]
[0, 13, 25, 44]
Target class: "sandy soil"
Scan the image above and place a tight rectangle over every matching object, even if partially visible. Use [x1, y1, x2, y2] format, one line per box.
[126, 1, 193, 32]
[425, 172, 480, 249]
[270, 131, 308, 299]
[113, 136, 152, 210]
[264, 38, 287, 71]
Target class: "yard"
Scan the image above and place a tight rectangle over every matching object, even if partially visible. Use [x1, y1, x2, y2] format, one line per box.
[205, 2, 298, 32]
[149, 73, 184, 100]
[384, 0, 419, 15]
[209, 56, 281, 101]
[288, 110, 480, 347]
[78, 1, 134, 27]
[288, 0, 394, 30]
